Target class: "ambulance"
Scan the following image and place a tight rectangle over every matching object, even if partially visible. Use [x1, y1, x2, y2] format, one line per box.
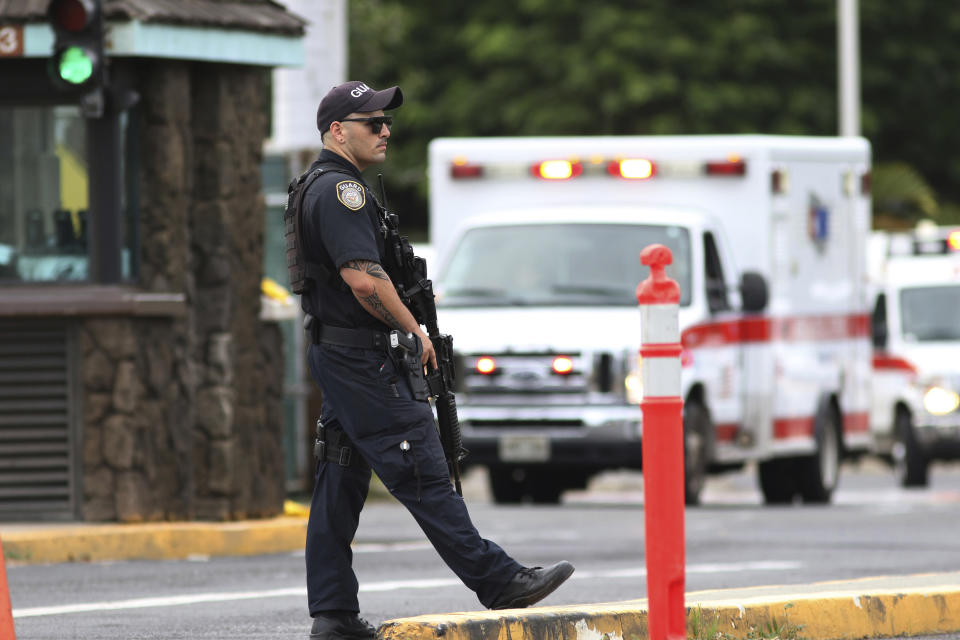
[868, 224, 960, 486]
[427, 135, 873, 505]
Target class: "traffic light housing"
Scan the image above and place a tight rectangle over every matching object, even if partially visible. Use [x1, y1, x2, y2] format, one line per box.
[47, 0, 104, 92]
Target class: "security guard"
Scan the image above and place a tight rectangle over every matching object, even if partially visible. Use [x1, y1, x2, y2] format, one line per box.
[300, 81, 575, 640]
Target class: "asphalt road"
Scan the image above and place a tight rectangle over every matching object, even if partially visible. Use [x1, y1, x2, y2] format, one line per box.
[8, 459, 960, 640]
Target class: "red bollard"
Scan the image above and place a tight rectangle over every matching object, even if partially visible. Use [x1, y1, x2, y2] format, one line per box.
[636, 244, 685, 640]
[0, 538, 15, 639]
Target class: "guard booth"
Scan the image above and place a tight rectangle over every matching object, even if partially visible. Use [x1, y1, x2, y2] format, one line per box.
[0, 0, 305, 522]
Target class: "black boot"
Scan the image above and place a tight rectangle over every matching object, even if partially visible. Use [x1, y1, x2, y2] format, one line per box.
[309, 611, 376, 639]
[488, 561, 575, 610]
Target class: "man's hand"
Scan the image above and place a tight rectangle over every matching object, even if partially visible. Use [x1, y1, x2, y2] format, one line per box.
[414, 327, 437, 370]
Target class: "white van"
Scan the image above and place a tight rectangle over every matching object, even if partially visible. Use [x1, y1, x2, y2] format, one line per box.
[869, 225, 960, 485]
[428, 135, 873, 505]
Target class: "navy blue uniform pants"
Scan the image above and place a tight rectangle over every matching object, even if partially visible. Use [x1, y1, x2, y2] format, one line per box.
[305, 343, 522, 615]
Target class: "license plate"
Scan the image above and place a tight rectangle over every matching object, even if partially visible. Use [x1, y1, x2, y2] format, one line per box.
[498, 435, 550, 462]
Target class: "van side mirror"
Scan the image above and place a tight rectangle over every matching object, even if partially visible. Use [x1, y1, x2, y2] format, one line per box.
[871, 319, 888, 349]
[871, 293, 888, 349]
[740, 271, 768, 313]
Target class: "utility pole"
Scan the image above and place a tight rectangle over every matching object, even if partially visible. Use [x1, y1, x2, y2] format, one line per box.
[838, 0, 860, 137]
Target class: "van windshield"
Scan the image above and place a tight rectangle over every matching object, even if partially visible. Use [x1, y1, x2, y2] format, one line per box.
[900, 284, 960, 341]
[437, 223, 692, 307]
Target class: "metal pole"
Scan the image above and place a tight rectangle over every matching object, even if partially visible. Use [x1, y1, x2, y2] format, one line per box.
[838, 0, 860, 137]
[86, 100, 123, 283]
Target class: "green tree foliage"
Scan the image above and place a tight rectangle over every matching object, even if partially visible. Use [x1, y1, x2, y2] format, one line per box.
[871, 162, 937, 229]
[861, 3, 960, 212]
[348, 1, 959, 232]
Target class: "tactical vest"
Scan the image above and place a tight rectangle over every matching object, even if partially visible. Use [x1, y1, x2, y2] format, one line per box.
[283, 165, 349, 294]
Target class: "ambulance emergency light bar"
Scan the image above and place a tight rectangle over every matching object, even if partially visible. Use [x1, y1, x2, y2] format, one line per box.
[450, 155, 745, 180]
[887, 228, 960, 256]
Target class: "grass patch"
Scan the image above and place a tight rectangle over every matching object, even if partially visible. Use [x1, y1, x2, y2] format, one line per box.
[746, 604, 806, 640]
[3, 545, 31, 563]
[685, 604, 806, 640]
[689, 605, 734, 640]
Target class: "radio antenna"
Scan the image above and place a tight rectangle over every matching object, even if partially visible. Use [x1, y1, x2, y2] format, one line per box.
[377, 173, 388, 210]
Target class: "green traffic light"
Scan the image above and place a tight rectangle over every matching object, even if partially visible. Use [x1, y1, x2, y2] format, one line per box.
[57, 45, 94, 84]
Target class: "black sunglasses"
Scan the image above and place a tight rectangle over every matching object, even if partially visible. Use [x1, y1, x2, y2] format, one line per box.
[340, 115, 393, 134]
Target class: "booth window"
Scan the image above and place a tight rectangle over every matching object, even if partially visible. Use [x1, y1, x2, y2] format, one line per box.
[0, 105, 135, 283]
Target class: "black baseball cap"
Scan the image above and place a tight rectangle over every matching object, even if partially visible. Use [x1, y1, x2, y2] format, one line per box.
[316, 81, 403, 133]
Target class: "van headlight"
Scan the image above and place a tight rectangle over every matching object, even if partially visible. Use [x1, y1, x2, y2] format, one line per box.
[923, 385, 960, 415]
[625, 354, 643, 405]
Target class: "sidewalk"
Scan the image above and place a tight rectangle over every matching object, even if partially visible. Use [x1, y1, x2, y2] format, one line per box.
[2, 509, 959, 640]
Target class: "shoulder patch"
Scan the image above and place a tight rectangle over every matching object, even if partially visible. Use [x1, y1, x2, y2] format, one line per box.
[336, 180, 366, 211]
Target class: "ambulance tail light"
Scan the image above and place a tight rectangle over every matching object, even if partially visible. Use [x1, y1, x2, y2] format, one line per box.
[705, 157, 746, 176]
[607, 158, 656, 180]
[450, 159, 484, 179]
[861, 171, 872, 195]
[531, 160, 582, 180]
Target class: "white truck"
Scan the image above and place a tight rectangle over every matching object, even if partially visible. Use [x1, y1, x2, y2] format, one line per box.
[427, 135, 873, 505]
[868, 225, 960, 486]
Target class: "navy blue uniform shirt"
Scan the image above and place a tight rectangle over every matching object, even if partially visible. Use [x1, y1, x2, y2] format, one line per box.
[300, 149, 390, 331]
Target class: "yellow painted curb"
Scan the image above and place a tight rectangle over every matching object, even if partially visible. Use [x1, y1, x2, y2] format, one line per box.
[1, 517, 308, 565]
[377, 580, 960, 640]
[283, 499, 311, 517]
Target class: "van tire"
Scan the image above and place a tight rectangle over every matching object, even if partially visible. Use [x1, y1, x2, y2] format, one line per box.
[489, 466, 524, 503]
[758, 458, 796, 504]
[488, 466, 572, 504]
[894, 411, 929, 487]
[683, 401, 713, 505]
[798, 403, 841, 504]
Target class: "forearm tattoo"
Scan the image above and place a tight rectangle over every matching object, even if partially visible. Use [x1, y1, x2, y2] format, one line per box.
[343, 259, 389, 281]
[359, 289, 403, 329]
[343, 260, 401, 328]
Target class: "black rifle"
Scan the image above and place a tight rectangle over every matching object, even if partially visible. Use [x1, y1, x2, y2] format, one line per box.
[377, 176, 468, 496]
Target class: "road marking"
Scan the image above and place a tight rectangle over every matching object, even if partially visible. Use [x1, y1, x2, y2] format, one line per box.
[12, 560, 802, 618]
[289, 540, 436, 557]
[14, 588, 306, 618]
[574, 560, 803, 579]
[353, 541, 435, 553]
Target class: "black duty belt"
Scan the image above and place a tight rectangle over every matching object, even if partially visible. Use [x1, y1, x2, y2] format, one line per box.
[312, 324, 389, 350]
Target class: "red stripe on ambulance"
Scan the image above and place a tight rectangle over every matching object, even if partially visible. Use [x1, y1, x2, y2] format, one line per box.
[682, 313, 870, 348]
[872, 353, 917, 374]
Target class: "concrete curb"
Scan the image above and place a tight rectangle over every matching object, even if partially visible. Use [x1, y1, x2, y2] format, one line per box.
[0, 516, 308, 565]
[377, 573, 960, 640]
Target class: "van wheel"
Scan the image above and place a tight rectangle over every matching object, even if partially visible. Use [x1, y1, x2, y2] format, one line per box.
[488, 467, 570, 504]
[489, 466, 524, 504]
[758, 458, 796, 504]
[683, 401, 713, 505]
[798, 404, 841, 503]
[893, 411, 929, 487]
[527, 470, 564, 504]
